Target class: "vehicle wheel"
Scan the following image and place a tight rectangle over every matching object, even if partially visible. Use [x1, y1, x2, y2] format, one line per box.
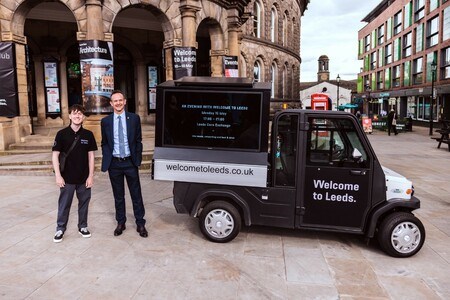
[199, 201, 241, 243]
[377, 212, 425, 257]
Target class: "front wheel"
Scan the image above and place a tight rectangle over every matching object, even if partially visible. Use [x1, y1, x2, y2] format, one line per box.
[377, 212, 425, 257]
[199, 201, 241, 243]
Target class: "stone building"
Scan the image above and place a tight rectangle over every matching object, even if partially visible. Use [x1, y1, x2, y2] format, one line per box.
[0, 0, 308, 149]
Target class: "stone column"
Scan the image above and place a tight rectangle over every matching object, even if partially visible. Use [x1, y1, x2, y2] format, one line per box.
[210, 50, 226, 77]
[227, 9, 241, 57]
[135, 61, 148, 121]
[163, 39, 182, 81]
[59, 57, 69, 125]
[179, 1, 201, 47]
[85, 0, 104, 40]
[33, 55, 46, 125]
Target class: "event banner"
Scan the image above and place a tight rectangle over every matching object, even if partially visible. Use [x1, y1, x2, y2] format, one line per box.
[0, 42, 19, 117]
[148, 66, 158, 110]
[172, 47, 196, 79]
[79, 40, 114, 113]
[223, 56, 239, 77]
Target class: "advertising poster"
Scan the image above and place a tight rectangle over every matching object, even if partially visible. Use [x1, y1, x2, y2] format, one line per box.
[223, 56, 239, 78]
[148, 66, 158, 110]
[43, 61, 61, 114]
[46, 87, 61, 113]
[79, 40, 114, 113]
[0, 42, 19, 117]
[172, 47, 196, 79]
[44, 62, 58, 87]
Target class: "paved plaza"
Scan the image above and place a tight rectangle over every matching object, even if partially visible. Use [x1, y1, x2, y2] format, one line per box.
[0, 126, 449, 299]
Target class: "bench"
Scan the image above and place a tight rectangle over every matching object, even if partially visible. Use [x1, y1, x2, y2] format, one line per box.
[432, 128, 450, 151]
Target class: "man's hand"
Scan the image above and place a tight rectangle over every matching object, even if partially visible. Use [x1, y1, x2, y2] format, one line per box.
[55, 174, 65, 188]
[86, 176, 94, 188]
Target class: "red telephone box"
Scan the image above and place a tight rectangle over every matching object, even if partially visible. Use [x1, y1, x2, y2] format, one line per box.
[311, 93, 331, 110]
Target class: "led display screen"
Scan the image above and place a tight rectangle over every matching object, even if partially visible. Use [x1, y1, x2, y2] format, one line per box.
[163, 90, 263, 151]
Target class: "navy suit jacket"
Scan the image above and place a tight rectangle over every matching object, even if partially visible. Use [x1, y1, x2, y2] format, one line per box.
[101, 111, 143, 172]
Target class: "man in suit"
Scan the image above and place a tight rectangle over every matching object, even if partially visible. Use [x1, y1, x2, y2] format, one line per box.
[101, 90, 148, 237]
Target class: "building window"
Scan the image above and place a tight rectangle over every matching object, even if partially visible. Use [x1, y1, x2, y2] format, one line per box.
[416, 24, 424, 52]
[403, 32, 412, 57]
[270, 7, 277, 43]
[427, 17, 439, 48]
[404, 2, 412, 28]
[393, 10, 402, 35]
[426, 52, 437, 82]
[378, 24, 385, 45]
[370, 52, 377, 70]
[254, 60, 262, 82]
[430, 0, 439, 12]
[283, 64, 288, 98]
[385, 44, 392, 64]
[393, 38, 401, 61]
[364, 34, 371, 52]
[413, 57, 423, 85]
[414, 0, 425, 22]
[253, 1, 261, 38]
[392, 65, 401, 87]
[443, 47, 450, 79]
[387, 18, 392, 40]
[404, 60, 411, 86]
[377, 71, 384, 89]
[271, 62, 277, 98]
[385, 68, 391, 89]
[378, 49, 384, 67]
[444, 6, 450, 41]
[283, 13, 288, 46]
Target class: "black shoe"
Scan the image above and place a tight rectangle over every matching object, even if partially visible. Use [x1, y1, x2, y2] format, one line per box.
[53, 230, 64, 243]
[137, 225, 148, 238]
[114, 224, 126, 236]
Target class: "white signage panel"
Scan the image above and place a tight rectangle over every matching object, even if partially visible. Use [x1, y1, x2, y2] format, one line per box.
[154, 159, 268, 188]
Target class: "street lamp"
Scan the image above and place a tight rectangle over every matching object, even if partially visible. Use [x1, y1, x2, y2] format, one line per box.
[429, 60, 437, 136]
[365, 84, 371, 116]
[336, 74, 341, 110]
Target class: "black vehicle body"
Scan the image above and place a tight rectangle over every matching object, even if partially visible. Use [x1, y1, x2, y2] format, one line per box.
[171, 110, 420, 239]
[153, 77, 424, 257]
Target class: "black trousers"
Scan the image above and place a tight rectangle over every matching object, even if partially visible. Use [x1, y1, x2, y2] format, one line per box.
[57, 184, 91, 232]
[108, 158, 146, 226]
[388, 123, 398, 135]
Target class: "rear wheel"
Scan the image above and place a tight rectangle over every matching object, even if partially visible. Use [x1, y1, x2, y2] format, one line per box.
[199, 201, 241, 243]
[377, 212, 425, 257]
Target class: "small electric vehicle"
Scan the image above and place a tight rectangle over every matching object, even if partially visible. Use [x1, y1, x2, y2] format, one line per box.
[153, 77, 425, 257]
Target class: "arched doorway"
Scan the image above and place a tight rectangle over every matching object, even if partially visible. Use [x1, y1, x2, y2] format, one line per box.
[23, 2, 78, 122]
[112, 6, 166, 115]
[196, 18, 224, 77]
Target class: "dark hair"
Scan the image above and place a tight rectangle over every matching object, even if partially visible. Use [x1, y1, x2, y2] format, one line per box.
[69, 104, 85, 114]
[111, 90, 126, 99]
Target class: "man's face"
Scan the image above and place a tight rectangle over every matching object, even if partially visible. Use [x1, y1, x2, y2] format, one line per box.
[110, 93, 127, 114]
[69, 110, 85, 125]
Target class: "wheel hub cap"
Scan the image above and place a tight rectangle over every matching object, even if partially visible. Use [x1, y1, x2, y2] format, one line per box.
[204, 209, 234, 238]
[391, 221, 421, 254]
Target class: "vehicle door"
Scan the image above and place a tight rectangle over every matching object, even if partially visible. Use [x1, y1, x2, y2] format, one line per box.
[259, 112, 299, 228]
[298, 114, 373, 232]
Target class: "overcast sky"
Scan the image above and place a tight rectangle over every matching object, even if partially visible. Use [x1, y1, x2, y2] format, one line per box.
[300, 0, 381, 82]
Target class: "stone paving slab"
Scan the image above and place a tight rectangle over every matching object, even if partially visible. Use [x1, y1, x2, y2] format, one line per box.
[0, 127, 449, 299]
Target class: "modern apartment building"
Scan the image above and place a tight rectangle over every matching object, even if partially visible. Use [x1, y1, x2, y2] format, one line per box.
[358, 0, 450, 123]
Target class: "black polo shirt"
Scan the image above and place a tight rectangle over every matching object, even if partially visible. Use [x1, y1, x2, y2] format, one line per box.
[52, 126, 98, 184]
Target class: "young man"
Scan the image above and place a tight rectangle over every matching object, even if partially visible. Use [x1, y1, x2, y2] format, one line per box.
[52, 104, 97, 242]
[101, 90, 148, 238]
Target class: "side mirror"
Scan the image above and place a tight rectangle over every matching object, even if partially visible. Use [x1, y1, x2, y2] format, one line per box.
[352, 148, 363, 162]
